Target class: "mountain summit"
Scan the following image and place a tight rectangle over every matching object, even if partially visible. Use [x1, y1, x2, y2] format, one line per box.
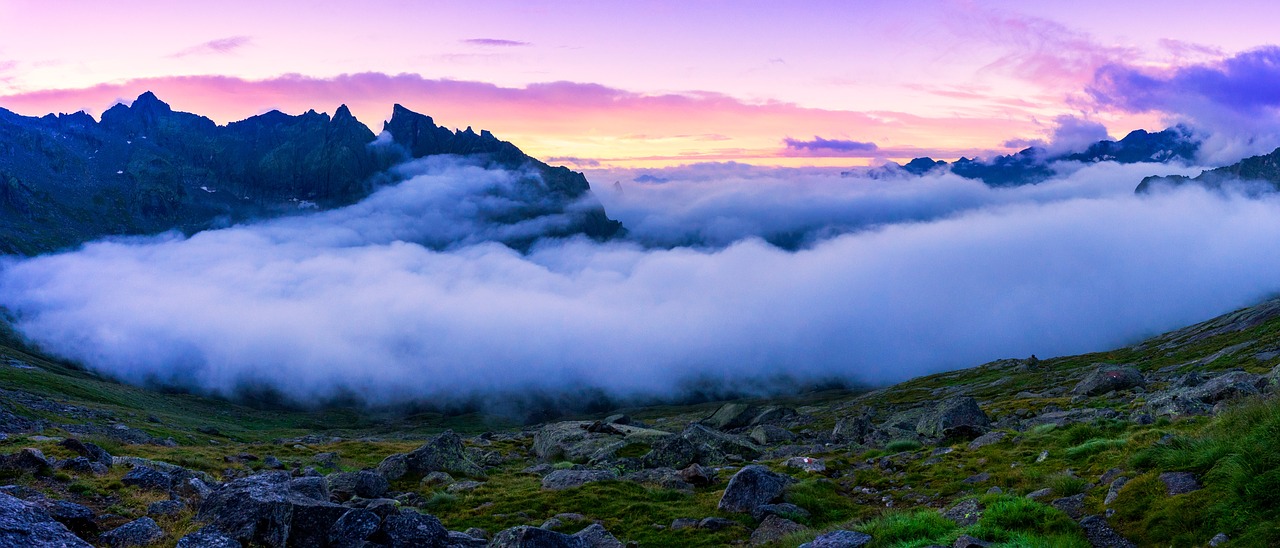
[0, 93, 622, 255]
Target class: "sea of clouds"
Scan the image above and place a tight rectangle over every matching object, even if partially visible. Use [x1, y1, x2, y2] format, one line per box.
[3, 154, 1280, 412]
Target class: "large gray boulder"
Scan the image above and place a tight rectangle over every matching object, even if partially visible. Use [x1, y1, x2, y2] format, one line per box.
[376, 510, 449, 547]
[377, 430, 484, 480]
[328, 508, 380, 547]
[681, 423, 762, 464]
[1078, 515, 1136, 548]
[533, 421, 673, 464]
[702, 402, 759, 430]
[642, 435, 699, 469]
[326, 470, 389, 501]
[196, 471, 350, 547]
[99, 517, 164, 547]
[799, 530, 873, 547]
[0, 491, 93, 547]
[1072, 365, 1145, 396]
[541, 469, 618, 490]
[489, 525, 586, 548]
[176, 527, 240, 548]
[916, 397, 991, 440]
[718, 465, 794, 513]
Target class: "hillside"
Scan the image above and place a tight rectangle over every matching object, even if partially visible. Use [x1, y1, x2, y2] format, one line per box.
[4, 292, 1280, 545]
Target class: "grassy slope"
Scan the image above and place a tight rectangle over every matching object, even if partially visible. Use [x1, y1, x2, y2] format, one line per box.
[2, 299, 1280, 546]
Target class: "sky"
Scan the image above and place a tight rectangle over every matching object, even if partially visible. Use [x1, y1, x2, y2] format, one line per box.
[3, 1, 1280, 167]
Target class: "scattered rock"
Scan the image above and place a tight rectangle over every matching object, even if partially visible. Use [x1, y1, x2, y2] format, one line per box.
[447, 480, 484, 493]
[100, 517, 165, 547]
[1025, 488, 1053, 501]
[953, 535, 991, 548]
[624, 467, 694, 491]
[799, 530, 873, 548]
[489, 525, 583, 547]
[680, 423, 762, 464]
[698, 517, 739, 531]
[329, 508, 381, 547]
[147, 499, 186, 517]
[447, 530, 490, 548]
[703, 402, 759, 430]
[1051, 493, 1086, 519]
[196, 471, 348, 547]
[784, 456, 826, 473]
[1079, 515, 1137, 548]
[678, 463, 716, 486]
[262, 455, 285, 470]
[1105, 477, 1128, 506]
[916, 397, 991, 440]
[1159, 472, 1201, 495]
[44, 499, 98, 538]
[377, 510, 449, 547]
[574, 523, 624, 548]
[326, 470, 390, 501]
[176, 527, 240, 548]
[604, 414, 632, 425]
[832, 415, 873, 444]
[967, 431, 1006, 450]
[642, 435, 699, 469]
[942, 498, 982, 526]
[961, 472, 991, 484]
[122, 465, 172, 491]
[750, 514, 804, 546]
[752, 502, 811, 522]
[59, 438, 113, 468]
[1209, 533, 1229, 546]
[670, 518, 699, 530]
[0, 492, 92, 547]
[750, 424, 796, 445]
[718, 465, 793, 513]
[541, 469, 618, 490]
[378, 430, 484, 480]
[1072, 364, 1144, 396]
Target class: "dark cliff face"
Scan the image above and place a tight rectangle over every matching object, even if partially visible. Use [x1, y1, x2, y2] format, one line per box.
[0, 93, 621, 255]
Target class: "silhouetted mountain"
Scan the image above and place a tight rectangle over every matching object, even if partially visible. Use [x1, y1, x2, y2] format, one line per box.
[1137, 146, 1280, 193]
[888, 126, 1200, 187]
[0, 93, 621, 255]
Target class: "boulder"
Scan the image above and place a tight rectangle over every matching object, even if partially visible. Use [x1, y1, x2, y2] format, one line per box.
[533, 421, 671, 464]
[541, 469, 618, 490]
[1159, 472, 1201, 495]
[196, 471, 349, 547]
[378, 430, 484, 480]
[751, 502, 811, 522]
[623, 468, 693, 491]
[376, 510, 449, 547]
[0, 492, 92, 547]
[4, 447, 51, 471]
[718, 465, 793, 513]
[99, 517, 164, 547]
[573, 523, 625, 548]
[1191, 371, 1261, 404]
[1104, 477, 1128, 506]
[122, 465, 172, 491]
[1051, 493, 1086, 519]
[831, 415, 873, 444]
[941, 498, 982, 526]
[784, 456, 826, 473]
[176, 527, 240, 548]
[750, 406, 800, 427]
[679, 463, 717, 486]
[44, 499, 98, 538]
[953, 535, 992, 548]
[750, 425, 796, 445]
[1072, 365, 1144, 396]
[447, 530, 490, 547]
[642, 435, 699, 469]
[702, 402, 759, 430]
[967, 431, 1006, 450]
[489, 525, 586, 547]
[147, 499, 186, 517]
[326, 470, 389, 501]
[799, 530, 873, 548]
[750, 514, 804, 546]
[917, 397, 991, 440]
[59, 438, 113, 468]
[681, 423, 762, 464]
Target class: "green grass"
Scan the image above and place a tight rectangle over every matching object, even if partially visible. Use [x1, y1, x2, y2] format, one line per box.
[885, 439, 924, 453]
[1065, 438, 1127, 459]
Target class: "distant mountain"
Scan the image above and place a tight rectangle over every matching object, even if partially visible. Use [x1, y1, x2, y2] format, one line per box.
[1137, 146, 1280, 193]
[0, 92, 621, 255]
[891, 126, 1200, 186]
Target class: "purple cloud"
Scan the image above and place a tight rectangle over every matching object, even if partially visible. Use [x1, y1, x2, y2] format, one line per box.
[462, 38, 531, 47]
[783, 136, 878, 157]
[171, 36, 251, 58]
[1090, 46, 1280, 115]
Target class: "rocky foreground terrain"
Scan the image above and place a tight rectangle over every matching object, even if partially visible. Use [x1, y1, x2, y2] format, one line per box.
[5, 296, 1280, 547]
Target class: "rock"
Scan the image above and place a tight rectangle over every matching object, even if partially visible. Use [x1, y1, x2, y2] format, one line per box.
[100, 517, 165, 547]
[1025, 488, 1053, 501]
[1104, 477, 1128, 506]
[541, 469, 618, 490]
[489, 525, 586, 547]
[447, 480, 484, 493]
[176, 527, 240, 548]
[718, 465, 793, 513]
[967, 431, 1006, 450]
[703, 402, 759, 430]
[147, 499, 186, 517]
[378, 430, 484, 480]
[59, 438, 113, 468]
[670, 518, 699, 530]
[750, 514, 804, 546]
[681, 423, 762, 464]
[750, 424, 796, 445]
[327, 470, 390, 501]
[44, 499, 97, 537]
[288, 476, 329, 501]
[832, 415, 873, 444]
[1078, 515, 1136, 548]
[4, 447, 51, 471]
[1159, 472, 1201, 495]
[421, 471, 455, 488]
[197, 426, 222, 436]
[941, 498, 982, 526]
[697, 517, 739, 531]
[574, 523, 624, 547]
[522, 464, 554, 476]
[799, 530, 873, 548]
[447, 530, 490, 547]
[962, 472, 991, 484]
[531, 421, 661, 464]
[0, 492, 92, 547]
[953, 535, 991, 548]
[1072, 364, 1144, 396]
[196, 471, 349, 547]
[377, 510, 449, 547]
[1051, 493, 1086, 519]
[751, 503, 811, 522]
[642, 435, 699, 469]
[329, 508, 381, 547]
[916, 397, 991, 440]
[58, 456, 107, 475]
[1209, 533, 1229, 546]
[263, 455, 285, 470]
[678, 463, 716, 486]
[313, 452, 340, 468]
[1196, 371, 1262, 403]
[604, 414, 632, 425]
[784, 456, 826, 473]
[624, 468, 693, 491]
[464, 527, 490, 540]
[122, 465, 172, 491]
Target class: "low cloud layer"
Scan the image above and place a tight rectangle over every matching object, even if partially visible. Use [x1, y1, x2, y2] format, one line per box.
[3, 157, 1280, 411]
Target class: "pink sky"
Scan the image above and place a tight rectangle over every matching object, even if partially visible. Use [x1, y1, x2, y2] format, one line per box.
[1, 1, 1277, 167]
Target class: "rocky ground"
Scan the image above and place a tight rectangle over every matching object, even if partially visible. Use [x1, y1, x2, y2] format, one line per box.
[6, 298, 1280, 546]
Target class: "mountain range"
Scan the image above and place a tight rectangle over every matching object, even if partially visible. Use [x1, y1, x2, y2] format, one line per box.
[0, 92, 622, 255]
